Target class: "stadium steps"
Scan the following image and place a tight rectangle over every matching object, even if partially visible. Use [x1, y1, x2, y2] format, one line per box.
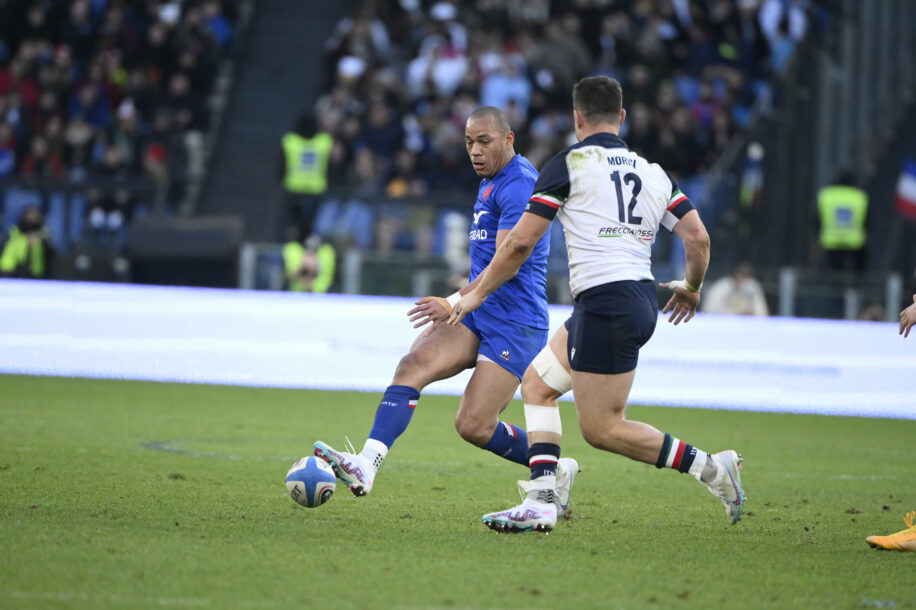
[197, 0, 345, 242]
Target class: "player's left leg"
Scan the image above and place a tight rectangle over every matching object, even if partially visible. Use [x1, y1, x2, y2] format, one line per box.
[453, 310, 549, 466]
[454, 359, 528, 464]
[517, 326, 578, 519]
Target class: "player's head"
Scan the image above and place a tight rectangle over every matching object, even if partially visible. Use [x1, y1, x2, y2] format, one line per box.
[465, 106, 515, 179]
[572, 76, 626, 140]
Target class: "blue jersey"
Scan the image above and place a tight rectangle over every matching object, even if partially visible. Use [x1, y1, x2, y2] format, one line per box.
[468, 154, 550, 329]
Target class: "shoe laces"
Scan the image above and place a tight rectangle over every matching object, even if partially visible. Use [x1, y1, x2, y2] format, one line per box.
[527, 488, 555, 505]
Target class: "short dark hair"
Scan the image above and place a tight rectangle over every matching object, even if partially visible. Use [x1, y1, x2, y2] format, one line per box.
[572, 76, 623, 124]
[467, 106, 511, 134]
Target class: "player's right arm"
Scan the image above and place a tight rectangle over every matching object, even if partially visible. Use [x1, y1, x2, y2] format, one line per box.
[408, 227, 515, 330]
[659, 209, 710, 325]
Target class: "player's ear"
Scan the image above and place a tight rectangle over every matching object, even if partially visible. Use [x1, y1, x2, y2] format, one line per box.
[573, 109, 585, 130]
[506, 129, 515, 146]
[619, 108, 626, 127]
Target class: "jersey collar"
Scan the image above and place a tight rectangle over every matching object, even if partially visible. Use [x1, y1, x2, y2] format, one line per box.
[580, 132, 628, 150]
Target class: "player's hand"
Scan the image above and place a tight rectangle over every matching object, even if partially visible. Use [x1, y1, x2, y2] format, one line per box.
[447, 291, 485, 325]
[659, 279, 701, 325]
[900, 295, 916, 338]
[408, 296, 451, 331]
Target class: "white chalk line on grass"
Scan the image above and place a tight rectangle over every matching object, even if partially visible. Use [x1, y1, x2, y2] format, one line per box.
[7, 590, 217, 607]
[140, 440, 296, 463]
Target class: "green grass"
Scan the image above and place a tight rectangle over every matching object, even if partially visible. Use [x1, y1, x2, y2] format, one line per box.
[0, 374, 913, 609]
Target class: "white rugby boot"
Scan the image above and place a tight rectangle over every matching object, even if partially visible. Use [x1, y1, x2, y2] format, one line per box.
[482, 489, 558, 533]
[313, 440, 375, 497]
[704, 450, 746, 524]
[516, 457, 580, 519]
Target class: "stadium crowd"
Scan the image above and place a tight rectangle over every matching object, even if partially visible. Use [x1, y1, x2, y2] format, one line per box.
[308, 0, 830, 256]
[0, 0, 238, 256]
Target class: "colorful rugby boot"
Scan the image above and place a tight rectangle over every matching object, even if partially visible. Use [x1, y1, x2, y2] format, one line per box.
[482, 489, 558, 533]
[517, 457, 580, 519]
[867, 512, 916, 551]
[704, 450, 746, 524]
[313, 440, 375, 497]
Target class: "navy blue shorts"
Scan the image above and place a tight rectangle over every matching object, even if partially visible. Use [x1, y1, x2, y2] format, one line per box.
[463, 307, 548, 381]
[565, 280, 658, 375]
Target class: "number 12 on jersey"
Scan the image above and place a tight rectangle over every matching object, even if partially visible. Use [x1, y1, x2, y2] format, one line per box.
[610, 170, 643, 225]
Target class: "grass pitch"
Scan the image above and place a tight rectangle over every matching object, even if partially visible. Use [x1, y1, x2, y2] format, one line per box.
[0, 374, 913, 609]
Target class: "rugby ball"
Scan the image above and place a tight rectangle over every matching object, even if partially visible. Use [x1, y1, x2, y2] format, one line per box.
[285, 456, 336, 507]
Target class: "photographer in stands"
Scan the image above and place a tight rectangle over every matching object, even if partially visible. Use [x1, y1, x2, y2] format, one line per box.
[0, 205, 55, 279]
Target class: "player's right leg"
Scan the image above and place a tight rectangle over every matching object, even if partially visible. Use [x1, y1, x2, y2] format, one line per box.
[571, 369, 745, 523]
[523, 328, 579, 518]
[568, 281, 745, 523]
[483, 329, 579, 532]
[314, 321, 479, 497]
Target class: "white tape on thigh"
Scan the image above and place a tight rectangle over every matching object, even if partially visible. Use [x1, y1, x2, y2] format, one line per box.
[531, 345, 572, 394]
[524, 404, 562, 434]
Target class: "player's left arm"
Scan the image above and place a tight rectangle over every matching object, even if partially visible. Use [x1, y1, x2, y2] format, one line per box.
[900, 294, 916, 338]
[659, 209, 710, 325]
[447, 213, 551, 325]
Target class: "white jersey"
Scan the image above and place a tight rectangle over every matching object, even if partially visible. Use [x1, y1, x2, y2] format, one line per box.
[525, 132, 695, 298]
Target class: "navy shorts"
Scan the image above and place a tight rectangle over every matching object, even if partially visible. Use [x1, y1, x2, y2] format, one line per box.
[463, 307, 548, 381]
[565, 280, 658, 375]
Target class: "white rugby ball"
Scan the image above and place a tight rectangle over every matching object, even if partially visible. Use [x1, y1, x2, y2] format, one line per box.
[285, 456, 336, 507]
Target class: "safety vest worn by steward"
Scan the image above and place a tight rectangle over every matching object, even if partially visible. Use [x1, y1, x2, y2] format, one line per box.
[282, 132, 333, 194]
[817, 185, 867, 250]
[0, 226, 46, 278]
[283, 241, 336, 293]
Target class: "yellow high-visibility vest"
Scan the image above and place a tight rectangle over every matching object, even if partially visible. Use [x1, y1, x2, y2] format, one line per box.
[0, 226, 46, 278]
[282, 132, 333, 194]
[283, 241, 336, 293]
[817, 185, 867, 250]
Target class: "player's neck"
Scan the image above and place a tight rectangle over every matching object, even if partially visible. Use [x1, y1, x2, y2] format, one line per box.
[577, 123, 620, 141]
[489, 151, 517, 178]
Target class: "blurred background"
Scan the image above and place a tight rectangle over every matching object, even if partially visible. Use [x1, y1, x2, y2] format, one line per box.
[1, 0, 914, 321]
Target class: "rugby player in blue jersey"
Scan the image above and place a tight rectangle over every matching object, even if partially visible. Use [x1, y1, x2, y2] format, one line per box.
[314, 107, 579, 516]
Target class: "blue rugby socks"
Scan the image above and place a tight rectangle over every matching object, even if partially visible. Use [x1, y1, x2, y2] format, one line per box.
[483, 421, 529, 466]
[362, 385, 420, 469]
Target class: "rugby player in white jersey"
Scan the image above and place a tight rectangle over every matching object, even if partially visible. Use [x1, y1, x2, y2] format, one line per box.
[448, 76, 745, 533]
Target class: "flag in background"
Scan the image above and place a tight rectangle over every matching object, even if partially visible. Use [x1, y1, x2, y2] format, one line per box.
[895, 159, 916, 220]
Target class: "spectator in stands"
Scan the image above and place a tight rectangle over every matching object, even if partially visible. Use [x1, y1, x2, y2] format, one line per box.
[279, 113, 334, 240]
[383, 147, 434, 255]
[480, 52, 531, 126]
[858, 301, 885, 322]
[702, 261, 769, 316]
[817, 170, 868, 274]
[0, 121, 18, 178]
[0, 204, 55, 279]
[19, 132, 65, 179]
[86, 186, 134, 253]
[283, 232, 336, 294]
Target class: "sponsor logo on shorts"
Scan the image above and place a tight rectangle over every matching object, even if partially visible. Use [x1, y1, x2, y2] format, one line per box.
[499, 349, 510, 361]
